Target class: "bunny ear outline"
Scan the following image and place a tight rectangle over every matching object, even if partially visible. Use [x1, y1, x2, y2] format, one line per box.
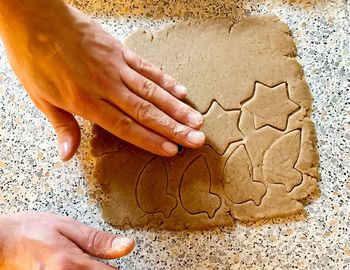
[262, 130, 303, 192]
[135, 157, 177, 218]
[179, 155, 221, 219]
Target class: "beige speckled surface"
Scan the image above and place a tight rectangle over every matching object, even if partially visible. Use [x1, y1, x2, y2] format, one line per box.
[0, 0, 349, 269]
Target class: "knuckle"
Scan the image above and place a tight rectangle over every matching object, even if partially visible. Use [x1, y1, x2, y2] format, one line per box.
[162, 73, 173, 88]
[53, 123, 76, 138]
[84, 229, 109, 255]
[57, 215, 75, 225]
[54, 256, 74, 270]
[172, 124, 187, 138]
[169, 103, 183, 119]
[112, 116, 134, 135]
[148, 140, 165, 154]
[137, 58, 152, 72]
[141, 80, 157, 99]
[135, 102, 155, 122]
[152, 66, 164, 81]
[123, 48, 135, 64]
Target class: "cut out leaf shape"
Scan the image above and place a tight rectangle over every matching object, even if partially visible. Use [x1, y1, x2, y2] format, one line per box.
[223, 145, 266, 205]
[262, 130, 302, 192]
[136, 157, 177, 218]
[180, 155, 221, 218]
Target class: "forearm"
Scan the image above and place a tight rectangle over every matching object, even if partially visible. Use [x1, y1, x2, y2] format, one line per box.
[0, 0, 71, 41]
[0, 0, 89, 76]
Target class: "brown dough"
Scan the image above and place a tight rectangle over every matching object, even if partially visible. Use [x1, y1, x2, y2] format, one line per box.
[90, 15, 320, 230]
[201, 101, 242, 155]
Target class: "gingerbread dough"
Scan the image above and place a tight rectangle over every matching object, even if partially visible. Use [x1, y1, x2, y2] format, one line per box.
[90, 15, 320, 230]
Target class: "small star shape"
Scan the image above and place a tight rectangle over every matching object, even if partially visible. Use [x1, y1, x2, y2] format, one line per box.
[201, 101, 243, 155]
[243, 82, 299, 130]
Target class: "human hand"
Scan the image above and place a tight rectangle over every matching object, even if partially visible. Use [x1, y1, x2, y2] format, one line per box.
[0, 0, 205, 161]
[0, 211, 134, 269]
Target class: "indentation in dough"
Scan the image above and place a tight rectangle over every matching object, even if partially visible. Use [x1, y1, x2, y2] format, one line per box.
[201, 101, 243, 155]
[243, 82, 299, 130]
[179, 155, 221, 218]
[238, 109, 283, 171]
[231, 184, 303, 221]
[136, 157, 177, 218]
[262, 130, 302, 192]
[223, 145, 266, 205]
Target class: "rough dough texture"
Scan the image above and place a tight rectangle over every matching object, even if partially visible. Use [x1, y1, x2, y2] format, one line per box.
[90, 15, 320, 230]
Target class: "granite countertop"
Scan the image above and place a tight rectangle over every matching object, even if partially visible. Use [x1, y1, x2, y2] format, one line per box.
[0, 1, 349, 269]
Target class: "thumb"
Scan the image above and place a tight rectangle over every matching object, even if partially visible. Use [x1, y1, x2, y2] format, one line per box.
[59, 218, 135, 259]
[38, 101, 81, 161]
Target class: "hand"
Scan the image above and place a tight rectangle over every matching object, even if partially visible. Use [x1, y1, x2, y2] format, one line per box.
[0, 211, 135, 269]
[0, 0, 205, 161]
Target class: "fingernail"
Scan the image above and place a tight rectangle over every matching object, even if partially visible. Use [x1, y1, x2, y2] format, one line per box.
[187, 131, 205, 145]
[174, 85, 187, 97]
[187, 112, 203, 127]
[162, 142, 177, 155]
[112, 237, 134, 251]
[59, 141, 69, 160]
[162, 141, 178, 155]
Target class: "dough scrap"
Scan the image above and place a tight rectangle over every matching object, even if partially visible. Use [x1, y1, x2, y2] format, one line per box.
[90, 15, 320, 230]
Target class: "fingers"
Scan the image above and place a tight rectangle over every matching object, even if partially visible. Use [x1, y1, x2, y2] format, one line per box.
[120, 66, 203, 129]
[91, 100, 179, 156]
[55, 254, 120, 270]
[102, 89, 205, 150]
[58, 217, 135, 260]
[83, 260, 120, 270]
[35, 100, 81, 161]
[122, 49, 188, 99]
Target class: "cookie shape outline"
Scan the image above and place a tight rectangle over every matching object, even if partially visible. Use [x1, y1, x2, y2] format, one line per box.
[179, 155, 221, 218]
[262, 130, 303, 192]
[243, 82, 299, 131]
[201, 101, 243, 155]
[223, 145, 266, 205]
[136, 157, 177, 218]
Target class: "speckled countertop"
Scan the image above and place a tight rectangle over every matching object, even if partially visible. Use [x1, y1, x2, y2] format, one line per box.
[0, 1, 349, 269]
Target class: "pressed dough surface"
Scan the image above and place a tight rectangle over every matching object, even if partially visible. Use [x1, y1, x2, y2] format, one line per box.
[90, 15, 320, 230]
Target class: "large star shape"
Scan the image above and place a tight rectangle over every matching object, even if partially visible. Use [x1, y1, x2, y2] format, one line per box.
[201, 101, 243, 155]
[243, 82, 299, 130]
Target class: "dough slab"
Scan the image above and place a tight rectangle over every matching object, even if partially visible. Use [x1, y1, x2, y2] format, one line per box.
[90, 15, 320, 230]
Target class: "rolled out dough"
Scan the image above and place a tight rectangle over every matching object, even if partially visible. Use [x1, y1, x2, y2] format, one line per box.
[90, 15, 320, 230]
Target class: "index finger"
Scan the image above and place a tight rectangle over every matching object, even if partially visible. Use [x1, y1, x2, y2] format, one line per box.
[122, 49, 188, 99]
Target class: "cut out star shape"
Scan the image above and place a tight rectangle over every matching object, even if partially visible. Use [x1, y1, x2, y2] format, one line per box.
[201, 101, 243, 155]
[243, 82, 299, 130]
